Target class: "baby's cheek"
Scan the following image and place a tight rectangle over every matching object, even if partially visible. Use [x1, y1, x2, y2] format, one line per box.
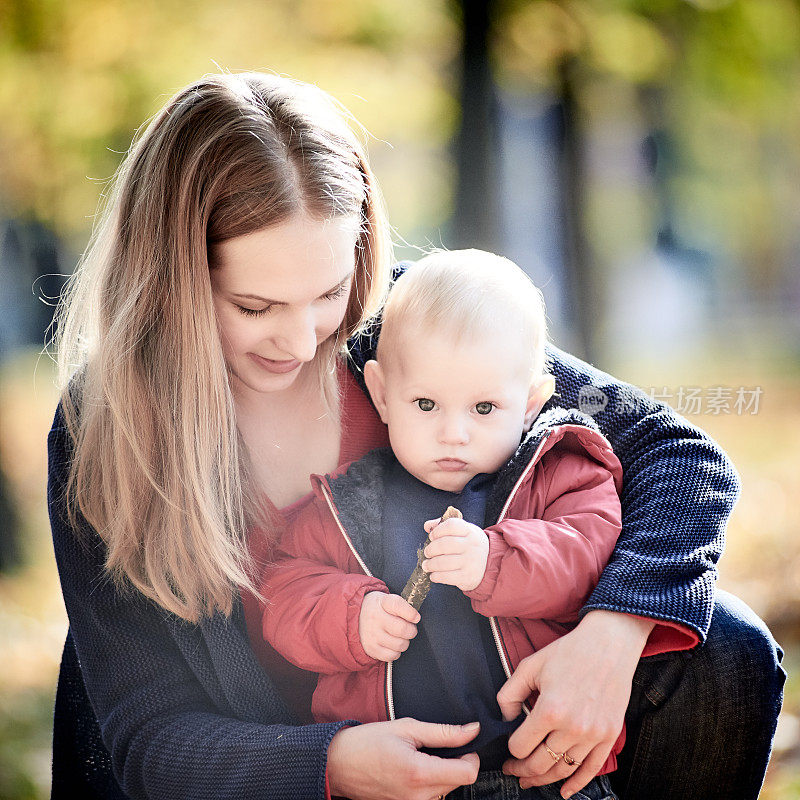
[485, 436, 521, 472]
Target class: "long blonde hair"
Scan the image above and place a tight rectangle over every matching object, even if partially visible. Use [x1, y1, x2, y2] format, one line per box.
[54, 72, 391, 622]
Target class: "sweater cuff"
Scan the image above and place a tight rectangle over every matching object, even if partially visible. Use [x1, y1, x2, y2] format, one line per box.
[325, 722, 359, 800]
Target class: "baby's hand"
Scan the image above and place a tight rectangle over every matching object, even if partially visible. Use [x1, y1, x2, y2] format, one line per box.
[422, 517, 489, 593]
[359, 591, 420, 662]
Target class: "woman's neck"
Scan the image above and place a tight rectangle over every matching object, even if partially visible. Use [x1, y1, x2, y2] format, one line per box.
[231, 361, 321, 422]
[231, 360, 342, 510]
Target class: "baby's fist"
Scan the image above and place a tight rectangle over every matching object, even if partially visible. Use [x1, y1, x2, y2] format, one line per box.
[422, 518, 489, 593]
[358, 591, 420, 663]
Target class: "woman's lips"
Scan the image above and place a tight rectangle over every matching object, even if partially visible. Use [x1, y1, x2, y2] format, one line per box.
[435, 458, 468, 471]
[249, 353, 302, 374]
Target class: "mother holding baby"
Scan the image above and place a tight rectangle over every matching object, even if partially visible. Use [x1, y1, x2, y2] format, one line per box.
[49, 72, 783, 800]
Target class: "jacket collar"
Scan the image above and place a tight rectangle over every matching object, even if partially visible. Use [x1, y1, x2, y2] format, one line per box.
[486, 406, 607, 525]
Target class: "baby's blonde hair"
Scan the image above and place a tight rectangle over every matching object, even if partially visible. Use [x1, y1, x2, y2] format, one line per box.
[378, 249, 549, 380]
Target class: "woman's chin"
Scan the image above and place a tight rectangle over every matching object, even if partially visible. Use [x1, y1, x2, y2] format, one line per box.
[231, 364, 305, 396]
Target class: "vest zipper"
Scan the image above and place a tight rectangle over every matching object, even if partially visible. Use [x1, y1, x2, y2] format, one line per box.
[488, 431, 554, 701]
[318, 482, 395, 720]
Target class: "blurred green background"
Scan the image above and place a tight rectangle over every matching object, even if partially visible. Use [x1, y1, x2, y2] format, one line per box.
[0, 0, 798, 797]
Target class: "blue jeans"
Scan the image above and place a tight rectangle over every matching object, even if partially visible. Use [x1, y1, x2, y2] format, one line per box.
[610, 589, 786, 799]
[445, 772, 616, 800]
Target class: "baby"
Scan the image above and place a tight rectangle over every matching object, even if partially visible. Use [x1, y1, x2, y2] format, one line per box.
[261, 250, 623, 800]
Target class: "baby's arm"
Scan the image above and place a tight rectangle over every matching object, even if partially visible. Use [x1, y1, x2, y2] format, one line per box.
[441, 448, 622, 621]
[261, 502, 392, 674]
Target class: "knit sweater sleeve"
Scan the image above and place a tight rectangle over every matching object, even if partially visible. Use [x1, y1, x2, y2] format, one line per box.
[545, 344, 740, 642]
[48, 408, 348, 800]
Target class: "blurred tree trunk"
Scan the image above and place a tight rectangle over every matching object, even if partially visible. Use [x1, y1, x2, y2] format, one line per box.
[557, 58, 596, 364]
[452, 0, 500, 252]
[452, 4, 596, 361]
[0, 461, 20, 572]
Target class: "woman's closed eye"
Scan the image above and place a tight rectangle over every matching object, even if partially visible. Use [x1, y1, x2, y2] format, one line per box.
[236, 304, 273, 317]
[234, 282, 349, 318]
[322, 283, 349, 301]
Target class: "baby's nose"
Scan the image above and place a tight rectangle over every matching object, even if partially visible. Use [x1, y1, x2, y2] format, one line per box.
[439, 415, 470, 445]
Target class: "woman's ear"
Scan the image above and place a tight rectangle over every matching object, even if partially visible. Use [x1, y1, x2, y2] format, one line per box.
[524, 374, 556, 431]
[363, 359, 389, 423]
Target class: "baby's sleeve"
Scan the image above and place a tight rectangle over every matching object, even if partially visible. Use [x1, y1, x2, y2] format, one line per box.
[466, 447, 622, 621]
[260, 501, 389, 675]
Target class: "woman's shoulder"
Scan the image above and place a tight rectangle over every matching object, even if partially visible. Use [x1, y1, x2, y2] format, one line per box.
[49, 371, 86, 435]
[344, 260, 414, 371]
[543, 343, 630, 398]
[48, 392, 83, 475]
[48, 403, 74, 473]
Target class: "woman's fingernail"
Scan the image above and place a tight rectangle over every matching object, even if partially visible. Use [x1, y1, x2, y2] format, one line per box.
[465, 721, 480, 730]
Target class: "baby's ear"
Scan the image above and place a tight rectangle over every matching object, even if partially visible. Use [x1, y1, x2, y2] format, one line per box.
[524, 375, 556, 431]
[364, 359, 389, 422]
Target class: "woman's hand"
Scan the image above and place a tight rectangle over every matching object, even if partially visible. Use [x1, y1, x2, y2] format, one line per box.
[327, 718, 481, 800]
[496, 610, 654, 799]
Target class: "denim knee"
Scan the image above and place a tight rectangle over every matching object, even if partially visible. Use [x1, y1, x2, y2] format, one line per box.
[613, 589, 785, 800]
[705, 588, 786, 709]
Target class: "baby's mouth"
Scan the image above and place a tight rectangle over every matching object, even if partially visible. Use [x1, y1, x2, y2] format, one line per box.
[435, 458, 468, 471]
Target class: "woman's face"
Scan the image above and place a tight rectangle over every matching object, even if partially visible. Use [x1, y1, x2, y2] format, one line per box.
[210, 212, 360, 396]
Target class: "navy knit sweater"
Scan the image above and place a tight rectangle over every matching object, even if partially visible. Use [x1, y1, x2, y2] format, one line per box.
[48, 312, 739, 799]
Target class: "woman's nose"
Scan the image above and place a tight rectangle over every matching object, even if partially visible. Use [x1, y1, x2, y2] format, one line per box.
[438, 414, 470, 446]
[273, 307, 318, 363]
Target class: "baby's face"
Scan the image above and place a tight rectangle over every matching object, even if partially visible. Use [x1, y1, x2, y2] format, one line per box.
[374, 329, 537, 493]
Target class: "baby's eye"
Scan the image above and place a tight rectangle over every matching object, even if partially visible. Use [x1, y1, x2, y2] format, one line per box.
[475, 402, 494, 415]
[416, 398, 435, 412]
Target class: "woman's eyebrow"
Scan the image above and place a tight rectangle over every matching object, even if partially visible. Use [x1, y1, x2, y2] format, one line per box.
[231, 271, 354, 305]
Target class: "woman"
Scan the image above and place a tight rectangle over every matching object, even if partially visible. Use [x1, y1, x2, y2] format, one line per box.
[49, 72, 784, 800]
